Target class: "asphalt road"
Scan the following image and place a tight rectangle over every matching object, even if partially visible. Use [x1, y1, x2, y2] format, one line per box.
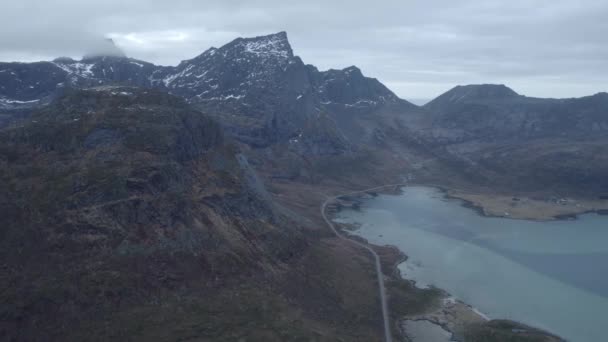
[321, 184, 406, 342]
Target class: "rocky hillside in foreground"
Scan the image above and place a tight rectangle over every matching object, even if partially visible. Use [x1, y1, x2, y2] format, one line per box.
[0, 87, 317, 340]
[1, 83, 439, 342]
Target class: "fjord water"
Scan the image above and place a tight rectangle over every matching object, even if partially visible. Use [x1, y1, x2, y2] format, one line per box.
[335, 187, 608, 342]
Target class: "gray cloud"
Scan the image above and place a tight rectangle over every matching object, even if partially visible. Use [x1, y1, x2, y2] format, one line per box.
[1, 0, 606, 100]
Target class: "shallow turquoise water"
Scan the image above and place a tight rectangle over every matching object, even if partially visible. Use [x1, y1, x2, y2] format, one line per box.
[335, 186, 608, 342]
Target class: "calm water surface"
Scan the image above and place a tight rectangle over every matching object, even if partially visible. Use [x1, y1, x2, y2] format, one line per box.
[335, 186, 608, 342]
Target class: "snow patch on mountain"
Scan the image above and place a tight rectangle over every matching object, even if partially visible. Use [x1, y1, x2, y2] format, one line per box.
[52, 62, 95, 78]
[0, 97, 40, 104]
[162, 64, 195, 87]
[0, 96, 41, 110]
[199, 94, 245, 101]
[241, 36, 291, 59]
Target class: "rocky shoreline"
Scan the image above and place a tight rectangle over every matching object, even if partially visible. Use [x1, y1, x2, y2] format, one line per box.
[329, 186, 565, 342]
[430, 184, 608, 222]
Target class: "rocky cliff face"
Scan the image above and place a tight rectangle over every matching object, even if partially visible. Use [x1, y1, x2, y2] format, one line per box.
[159, 32, 317, 147]
[0, 87, 307, 340]
[0, 32, 415, 155]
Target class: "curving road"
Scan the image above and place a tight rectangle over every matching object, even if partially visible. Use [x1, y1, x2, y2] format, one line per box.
[321, 184, 406, 342]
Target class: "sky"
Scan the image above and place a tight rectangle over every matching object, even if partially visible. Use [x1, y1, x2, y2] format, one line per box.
[1, 0, 607, 102]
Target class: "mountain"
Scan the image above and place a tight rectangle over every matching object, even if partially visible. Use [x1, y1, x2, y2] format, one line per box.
[0, 32, 427, 187]
[0, 32, 413, 149]
[3, 32, 607, 191]
[425, 84, 519, 110]
[0, 56, 155, 113]
[154, 31, 319, 146]
[416, 84, 608, 193]
[423, 84, 608, 142]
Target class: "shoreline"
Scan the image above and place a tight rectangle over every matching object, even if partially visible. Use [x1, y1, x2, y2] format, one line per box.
[450, 192, 608, 222]
[329, 186, 565, 342]
[335, 182, 608, 222]
[413, 182, 608, 222]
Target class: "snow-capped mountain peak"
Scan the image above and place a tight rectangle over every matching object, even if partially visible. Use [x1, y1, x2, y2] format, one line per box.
[0, 31, 412, 148]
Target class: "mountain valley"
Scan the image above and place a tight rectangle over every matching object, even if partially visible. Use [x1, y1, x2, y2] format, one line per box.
[1, 31, 606, 341]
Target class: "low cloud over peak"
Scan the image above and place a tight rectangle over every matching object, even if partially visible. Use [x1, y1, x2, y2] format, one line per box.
[1, 0, 606, 99]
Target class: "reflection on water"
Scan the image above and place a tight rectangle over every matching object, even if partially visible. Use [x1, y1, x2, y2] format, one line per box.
[335, 186, 608, 342]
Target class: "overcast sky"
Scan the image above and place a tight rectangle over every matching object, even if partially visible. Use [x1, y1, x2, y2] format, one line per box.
[1, 0, 607, 101]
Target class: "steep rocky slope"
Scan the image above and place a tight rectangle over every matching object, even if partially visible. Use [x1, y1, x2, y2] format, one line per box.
[1, 85, 423, 342]
[0, 87, 315, 340]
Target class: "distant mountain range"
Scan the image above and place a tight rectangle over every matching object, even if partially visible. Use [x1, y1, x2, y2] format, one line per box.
[0, 32, 411, 147]
[2, 32, 605, 147]
[2, 32, 607, 194]
[425, 84, 608, 141]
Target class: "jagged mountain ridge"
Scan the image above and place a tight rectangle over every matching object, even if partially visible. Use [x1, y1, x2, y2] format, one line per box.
[3, 33, 607, 192]
[0, 32, 412, 149]
[0, 32, 405, 107]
